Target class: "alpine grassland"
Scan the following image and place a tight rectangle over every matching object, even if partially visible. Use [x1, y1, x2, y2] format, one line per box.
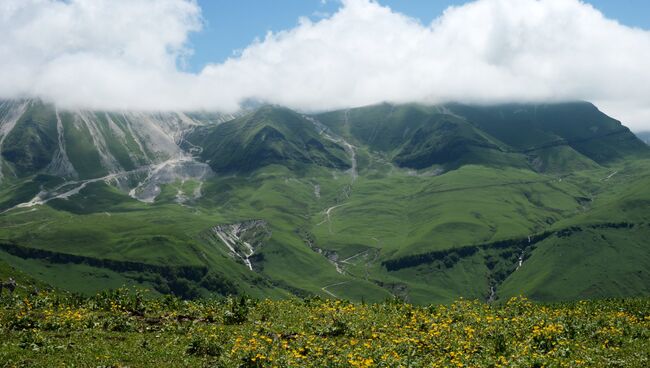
[0, 287, 648, 367]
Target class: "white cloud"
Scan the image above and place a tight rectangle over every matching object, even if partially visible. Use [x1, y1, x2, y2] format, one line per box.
[2, 0, 650, 130]
[0, 0, 201, 110]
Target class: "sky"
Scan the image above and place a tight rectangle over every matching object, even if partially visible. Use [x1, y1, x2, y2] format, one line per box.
[2, 0, 650, 131]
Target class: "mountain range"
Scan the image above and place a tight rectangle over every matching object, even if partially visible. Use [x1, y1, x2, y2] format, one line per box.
[0, 99, 648, 303]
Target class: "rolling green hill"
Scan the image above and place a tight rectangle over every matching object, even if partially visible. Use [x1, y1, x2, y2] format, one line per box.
[0, 100, 648, 304]
[187, 106, 350, 173]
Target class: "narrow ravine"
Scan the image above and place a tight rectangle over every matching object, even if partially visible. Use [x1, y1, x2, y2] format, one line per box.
[45, 109, 78, 179]
[341, 140, 357, 183]
[213, 227, 255, 271]
[304, 114, 357, 184]
[304, 113, 361, 293]
[515, 235, 531, 271]
[487, 286, 496, 303]
[307, 114, 358, 233]
[342, 109, 358, 183]
[211, 221, 270, 272]
[515, 250, 525, 271]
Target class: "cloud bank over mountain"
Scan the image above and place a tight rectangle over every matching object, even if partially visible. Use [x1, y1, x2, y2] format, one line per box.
[2, 0, 650, 130]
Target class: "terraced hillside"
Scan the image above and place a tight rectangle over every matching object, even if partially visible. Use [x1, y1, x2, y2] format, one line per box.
[0, 100, 648, 304]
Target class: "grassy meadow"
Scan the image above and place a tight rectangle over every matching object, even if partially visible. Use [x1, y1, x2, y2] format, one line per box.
[0, 288, 648, 367]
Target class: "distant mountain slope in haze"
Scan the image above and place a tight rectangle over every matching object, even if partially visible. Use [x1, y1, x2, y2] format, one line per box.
[636, 131, 650, 145]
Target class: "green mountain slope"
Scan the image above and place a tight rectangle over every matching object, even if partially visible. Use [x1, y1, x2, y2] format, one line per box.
[0, 101, 648, 304]
[316, 104, 528, 171]
[499, 159, 650, 300]
[315, 102, 648, 174]
[1, 100, 58, 177]
[187, 106, 350, 173]
[447, 102, 647, 164]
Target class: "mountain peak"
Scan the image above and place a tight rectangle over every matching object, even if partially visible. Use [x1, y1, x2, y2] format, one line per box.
[187, 106, 351, 173]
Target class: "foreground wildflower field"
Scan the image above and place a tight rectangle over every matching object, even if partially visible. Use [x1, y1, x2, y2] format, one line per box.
[1, 290, 649, 367]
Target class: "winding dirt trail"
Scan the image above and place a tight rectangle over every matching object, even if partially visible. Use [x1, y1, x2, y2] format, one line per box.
[340, 250, 369, 265]
[603, 171, 618, 181]
[317, 203, 348, 233]
[3, 171, 140, 214]
[2, 159, 186, 214]
[321, 281, 350, 299]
